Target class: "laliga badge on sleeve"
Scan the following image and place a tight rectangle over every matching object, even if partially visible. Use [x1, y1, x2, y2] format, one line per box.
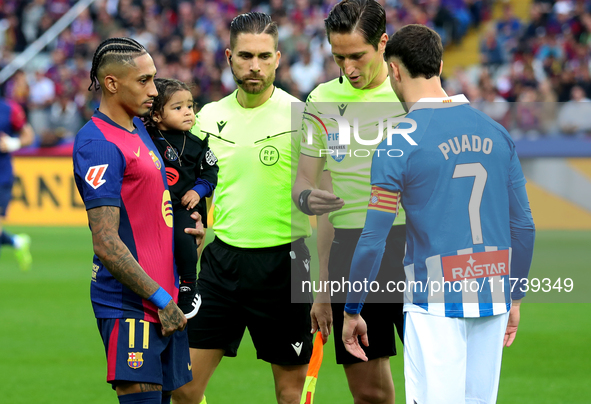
[85, 164, 109, 189]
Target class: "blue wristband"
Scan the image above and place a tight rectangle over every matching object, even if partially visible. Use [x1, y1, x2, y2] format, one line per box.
[148, 287, 172, 310]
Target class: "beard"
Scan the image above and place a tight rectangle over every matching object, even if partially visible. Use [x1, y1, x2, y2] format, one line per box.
[238, 70, 275, 94]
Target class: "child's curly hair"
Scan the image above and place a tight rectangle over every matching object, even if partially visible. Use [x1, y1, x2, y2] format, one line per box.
[144, 78, 196, 128]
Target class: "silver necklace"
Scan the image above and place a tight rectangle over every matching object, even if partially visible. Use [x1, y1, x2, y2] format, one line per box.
[159, 129, 186, 166]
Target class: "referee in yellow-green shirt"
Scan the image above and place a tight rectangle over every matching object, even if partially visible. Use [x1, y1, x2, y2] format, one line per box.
[292, 1, 407, 403]
[172, 12, 313, 404]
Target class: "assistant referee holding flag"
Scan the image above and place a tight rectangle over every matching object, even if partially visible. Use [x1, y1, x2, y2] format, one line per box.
[172, 12, 313, 404]
[293, 1, 406, 403]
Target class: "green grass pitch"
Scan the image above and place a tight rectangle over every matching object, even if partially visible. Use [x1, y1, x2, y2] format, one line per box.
[0, 226, 589, 403]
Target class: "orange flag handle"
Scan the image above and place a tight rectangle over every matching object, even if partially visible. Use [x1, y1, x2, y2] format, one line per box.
[300, 332, 325, 404]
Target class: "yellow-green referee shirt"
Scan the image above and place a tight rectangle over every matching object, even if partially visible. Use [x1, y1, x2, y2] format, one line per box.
[301, 77, 407, 229]
[191, 87, 311, 248]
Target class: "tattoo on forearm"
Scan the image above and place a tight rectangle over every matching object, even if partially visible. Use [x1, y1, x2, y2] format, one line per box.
[87, 206, 158, 299]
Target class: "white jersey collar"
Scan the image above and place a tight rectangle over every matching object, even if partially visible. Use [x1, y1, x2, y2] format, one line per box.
[408, 94, 470, 113]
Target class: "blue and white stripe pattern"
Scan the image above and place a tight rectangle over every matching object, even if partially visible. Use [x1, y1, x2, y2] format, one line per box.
[404, 246, 512, 317]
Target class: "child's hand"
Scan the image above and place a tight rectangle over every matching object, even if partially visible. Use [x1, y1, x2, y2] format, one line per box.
[181, 190, 201, 210]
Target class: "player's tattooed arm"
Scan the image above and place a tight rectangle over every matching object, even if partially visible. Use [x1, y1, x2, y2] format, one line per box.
[87, 206, 160, 300]
[87, 206, 187, 335]
[158, 302, 187, 336]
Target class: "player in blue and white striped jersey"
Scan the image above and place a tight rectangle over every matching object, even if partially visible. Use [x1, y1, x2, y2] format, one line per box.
[342, 25, 535, 404]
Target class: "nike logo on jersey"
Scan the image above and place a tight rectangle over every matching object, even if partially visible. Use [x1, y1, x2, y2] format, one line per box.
[338, 103, 348, 116]
[292, 342, 303, 356]
[134, 146, 140, 157]
[85, 164, 108, 189]
[217, 120, 227, 133]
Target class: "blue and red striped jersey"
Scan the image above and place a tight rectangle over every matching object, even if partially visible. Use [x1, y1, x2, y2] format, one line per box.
[73, 110, 177, 323]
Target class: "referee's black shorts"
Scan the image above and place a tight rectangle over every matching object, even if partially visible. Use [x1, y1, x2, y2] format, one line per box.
[330, 225, 406, 365]
[187, 237, 313, 366]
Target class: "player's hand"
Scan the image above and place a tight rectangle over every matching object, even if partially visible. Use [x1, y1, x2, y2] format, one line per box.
[181, 190, 201, 210]
[158, 300, 187, 337]
[311, 294, 332, 343]
[504, 300, 521, 347]
[342, 312, 368, 361]
[185, 211, 205, 247]
[308, 189, 344, 215]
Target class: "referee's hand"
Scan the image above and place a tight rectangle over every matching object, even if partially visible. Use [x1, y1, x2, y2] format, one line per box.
[308, 189, 345, 215]
[185, 212, 205, 247]
[158, 300, 187, 337]
[311, 296, 332, 342]
[342, 312, 369, 362]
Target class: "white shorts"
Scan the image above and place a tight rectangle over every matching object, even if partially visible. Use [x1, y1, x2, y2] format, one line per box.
[404, 310, 510, 404]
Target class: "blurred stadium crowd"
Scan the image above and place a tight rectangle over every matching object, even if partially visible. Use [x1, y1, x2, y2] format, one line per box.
[0, 0, 590, 147]
[451, 0, 591, 138]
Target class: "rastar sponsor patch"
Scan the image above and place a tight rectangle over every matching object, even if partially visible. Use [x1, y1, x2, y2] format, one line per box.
[442, 249, 509, 282]
[85, 164, 108, 189]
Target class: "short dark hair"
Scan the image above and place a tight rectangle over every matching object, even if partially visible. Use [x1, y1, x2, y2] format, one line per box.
[89, 37, 147, 91]
[325, 0, 386, 50]
[230, 12, 278, 50]
[384, 24, 443, 79]
[146, 78, 195, 127]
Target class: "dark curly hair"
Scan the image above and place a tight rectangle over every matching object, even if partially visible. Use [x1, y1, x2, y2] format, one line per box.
[144, 78, 196, 128]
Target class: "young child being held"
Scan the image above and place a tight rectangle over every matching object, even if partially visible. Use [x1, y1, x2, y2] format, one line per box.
[146, 78, 218, 318]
